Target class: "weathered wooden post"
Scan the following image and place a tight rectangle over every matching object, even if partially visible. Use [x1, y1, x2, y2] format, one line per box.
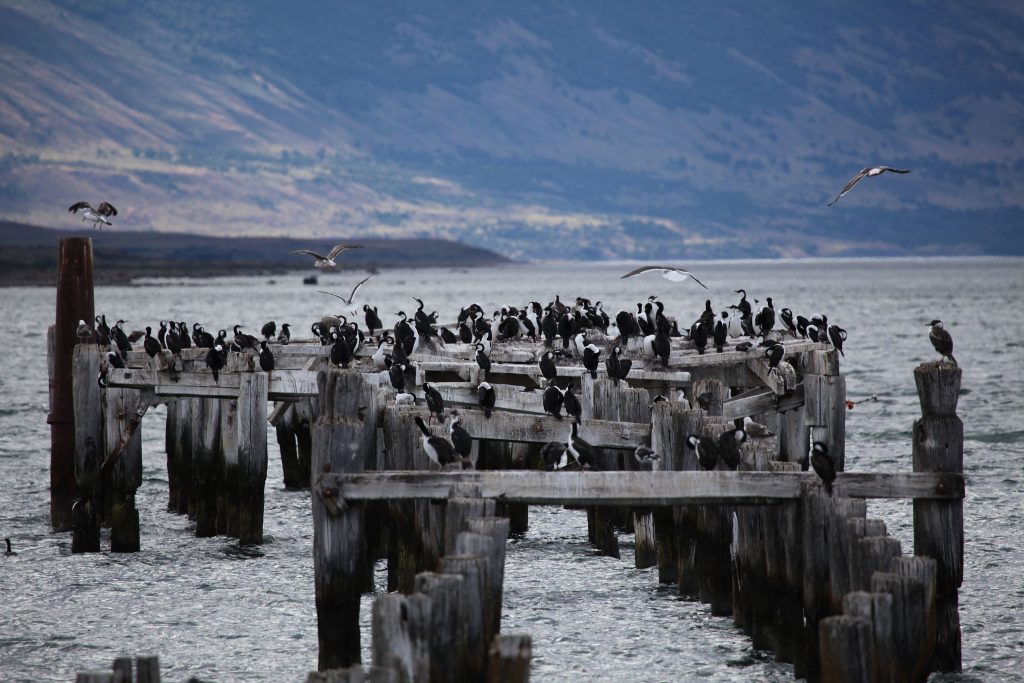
[312, 369, 370, 670]
[487, 635, 531, 683]
[105, 387, 143, 552]
[842, 591, 894, 683]
[803, 350, 846, 470]
[800, 482, 831, 682]
[173, 399, 193, 515]
[50, 237, 95, 531]
[650, 401, 683, 584]
[72, 345, 104, 552]
[371, 593, 432, 682]
[911, 361, 963, 673]
[274, 402, 302, 489]
[219, 397, 240, 537]
[237, 373, 268, 545]
[818, 616, 873, 683]
[193, 398, 222, 537]
[441, 554, 488, 680]
[415, 572, 465, 683]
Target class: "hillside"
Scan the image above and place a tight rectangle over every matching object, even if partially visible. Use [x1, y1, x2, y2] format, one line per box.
[0, 222, 508, 286]
[1, 1, 1022, 258]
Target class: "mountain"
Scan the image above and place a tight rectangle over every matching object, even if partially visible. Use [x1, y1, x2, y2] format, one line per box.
[0, 221, 507, 285]
[1, 1, 1022, 258]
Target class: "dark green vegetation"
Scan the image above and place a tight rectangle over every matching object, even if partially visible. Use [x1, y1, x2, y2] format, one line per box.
[0, 222, 507, 286]
[1, 2, 1021, 258]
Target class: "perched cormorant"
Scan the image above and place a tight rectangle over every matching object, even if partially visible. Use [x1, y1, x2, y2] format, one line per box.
[828, 325, 848, 356]
[717, 428, 747, 470]
[581, 342, 600, 379]
[810, 441, 836, 495]
[780, 308, 796, 335]
[541, 441, 569, 470]
[259, 341, 275, 372]
[475, 343, 491, 377]
[543, 383, 564, 420]
[690, 321, 708, 355]
[447, 411, 473, 461]
[414, 416, 459, 467]
[928, 320, 956, 365]
[765, 341, 784, 375]
[439, 327, 458, 344]
[477, 382, 496, 418]
[605, 346, 632, 384]
[205, 344, 226, 383]
[424, 383, 445, 422]
[539, 351, 559, 382]
[566, 421, 594, 469]
[363, 305, 383, 338]
[106, 350, 125, 369]
[330, 332, 352, 368]
[277, 323, 291, 345]
[633, 445, 660, 469]
[563, 384, 582, 423]
[713, 314, 728, 353]
[143, 327, 161, 358]
[735, 290, 752, 320]
[687, 434, 719, 470]
[261, 321, 277, 341]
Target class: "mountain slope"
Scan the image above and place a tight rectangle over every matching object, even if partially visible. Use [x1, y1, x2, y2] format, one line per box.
[1, 0, 1022, 258]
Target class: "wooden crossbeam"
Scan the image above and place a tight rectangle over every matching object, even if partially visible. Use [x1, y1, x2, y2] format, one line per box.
[722, 385, 806, 419]
[396, 406, 649, 449]
[106, 368, 318, 400]
[412, 382, 546, 414]
[324, 471, 965, 505]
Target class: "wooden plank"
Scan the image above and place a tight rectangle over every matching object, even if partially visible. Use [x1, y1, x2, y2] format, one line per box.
[412, 383, 546, 415]
[106, 367, 319, 400]
[326, 471, 964, 505]
[418, 359, 691, 386]
[396, 406, 649, 449]
[721, 385, 805, 419]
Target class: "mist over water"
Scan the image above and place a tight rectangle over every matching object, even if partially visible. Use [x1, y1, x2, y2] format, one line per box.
[1, 258, 1022, 681]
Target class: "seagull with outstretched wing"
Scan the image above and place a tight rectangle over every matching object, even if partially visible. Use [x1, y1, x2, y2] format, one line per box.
[828, 166, 910, 206]
[317, 274, 373, 306]
[291, 244, 364, 268]
[620, 265, 708, 289]
[68, 201, 118, 229]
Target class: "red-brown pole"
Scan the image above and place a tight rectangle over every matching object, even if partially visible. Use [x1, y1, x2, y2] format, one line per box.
[48, 237, 94, 531]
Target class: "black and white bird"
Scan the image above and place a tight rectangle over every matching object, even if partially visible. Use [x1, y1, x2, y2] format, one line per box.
[318, 275, 372, 312]
[330, 332, 352, 368]
[477, 381, 496, 418]
[563, 384, 582, 423]
[446, 411, 473, 462]
[260, 321, 277, 341]
[928, 320, 956, 365]
[713, 313, 728, 353]
[717, 428, 747, 470]
[76, 319, 93, 341]
[566, 421, 594, 469]
[205, 344, 227, 383]
[690, 321, 708, 355]
[828, 166, 911, 206]
[810, 441, 836, 495]
[633, 445, 660, 469]
[259, 341, 275, 371]
[827, 325, 848, 356]
[424, 382, 445, 422]
[543, 382, 564, 420]
[755, 298, 775, 339]
[414, 416, 459, 467]
[232, 325, 260, 351]
[780, 308, 796, 336]
[687, 434, 719, 471]
[68, 201, 117, 229]
[539, 350, 560, 382]
[363, 305, 383, 339]
[765, 341, 784, 375]
[581, 341, 601, 379]
[277, 323, 291, 345]
[620, 265, 708, 289]
[106, 350, 125, 369]
[475, 343, 491, 377]
[541, 441, 570, 470]
[143, 327, 161, 358]
[605, 346, 632, 385]
[389, 363, 407, 392]
[292, 244, 364, 268]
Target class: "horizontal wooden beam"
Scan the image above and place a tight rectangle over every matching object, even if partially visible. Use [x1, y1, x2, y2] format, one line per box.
[722, 385, 805, 419]
[324, 471, 965, 505]
[396, 406, 649, 450]
[106, 367, 318, 400]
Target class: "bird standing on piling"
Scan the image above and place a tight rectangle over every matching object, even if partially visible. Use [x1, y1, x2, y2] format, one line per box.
[567, 422, 594, 469]
[687, 434, 719, 470]
[330, 332, 352, 368]
[810, 441, 836, 495]
[259, 341, 275, 371]
[261, 321, 276, 342]
[143, 327, 161, 358]
[563, 384, 582, 423]
[582, 341, 601, 379]
[828, 325, 848, 356]
[205, 344, 226, 383]
[765, 341, 784, 375]
[477, 382, 496, 419]
[713, 313, 728, 353]
[717, 428, 747, 470]
[633, 445, 660, 469]
[541, 441, 570, 470]
[605, 346, 632, 385]
[414, 416, 459, 467]
[539, 351, 560, 382]
[277, 324, 291, 345]
[543, 383, 564, 420]
[447, 411, 473, 463]
[475, 343, 491, 378]
[106, 350, 125, 369]
[928, 320, 957, 365]
[424, 383, 445, 422]
[690, 321, 708, 355]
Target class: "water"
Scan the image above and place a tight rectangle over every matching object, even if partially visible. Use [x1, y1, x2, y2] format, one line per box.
[1, 258, 1022, 681]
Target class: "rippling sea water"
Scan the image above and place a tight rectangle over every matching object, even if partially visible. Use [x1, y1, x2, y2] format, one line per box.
[1, 258, 1022, 682]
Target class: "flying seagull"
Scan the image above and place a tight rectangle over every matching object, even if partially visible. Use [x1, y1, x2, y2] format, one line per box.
[291, 244, 364, 268]
[620, 266, 708, 289]
[828, 166, 911, 206]
[68, 201, 118, 229]
[317, 275, 373, 306]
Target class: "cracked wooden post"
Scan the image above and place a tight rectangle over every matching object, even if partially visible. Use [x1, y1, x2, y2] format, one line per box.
[803, 350, 846, 471]
[912, 361, 963, 673]
[219, 397, 240, 537]
[371, 593, 432, 682]
[487, 635, 531, 683]
[72, 344, 103, 552]
[313, 369, 369, 670]
[193, 398, 222, 537]
[415, 572, 465, 683]
[50, 237, 95, 531]
[237, 372, 268, 545]
[105, 386, 143, 552]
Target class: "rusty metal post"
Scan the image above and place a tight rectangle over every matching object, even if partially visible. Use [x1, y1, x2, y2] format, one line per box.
[48, 237, 94, 531]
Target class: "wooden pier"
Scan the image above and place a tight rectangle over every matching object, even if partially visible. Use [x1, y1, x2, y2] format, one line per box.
[50, 237, 965, 682]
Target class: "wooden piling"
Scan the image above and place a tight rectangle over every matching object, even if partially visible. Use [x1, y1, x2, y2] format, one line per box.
[467, 517, 510, 638]
[193, 398, 222, 537]
[487, 635, 531, 683]
[911, 361, 963, 672]
[106, 387, 143, 552]
[313, 369, 370, 670]
[441, 554, 488, 680]
[50, 236, 95, 531]
[818, 615, 873, 683]
[842, 591, 894, 683]
[803, 350, 846, 471]
[237, 373, 269, 545]
[414, 572, 465, 683]
[871, 572, 928, 683]
[173, 400, 193, 515]
[274, 403, 304, 489]
[650, 401, 682, 584]
[219, 398, 240, 537]
[72, 345, 104, 552]
[827, 498, 867, 612]
[800, 483, 831, 682]
[371, 593, 432, 682]
[455, 531, 499, 647]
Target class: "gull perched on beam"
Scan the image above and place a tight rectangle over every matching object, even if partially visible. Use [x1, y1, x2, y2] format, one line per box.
[291, 244, 364, 268]
[620, 265, 708, 289]
[68, 201, 118, 229]
[828, 166, 911, 206]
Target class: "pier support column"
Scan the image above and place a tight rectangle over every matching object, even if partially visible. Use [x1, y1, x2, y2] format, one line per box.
[912, 361, 963, 672]
[237, 373, 268, 545]
[106, 387, 143, 552]
[803, 350, 846, 471]
[71, 345, 103, 552]
[49, 237, 95, 531]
